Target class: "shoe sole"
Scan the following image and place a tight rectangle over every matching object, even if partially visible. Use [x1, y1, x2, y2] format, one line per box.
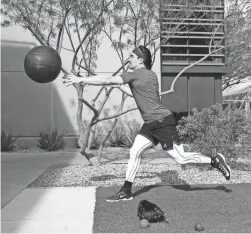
[106, 197, 133, 202]
[217, 153, 231, 180]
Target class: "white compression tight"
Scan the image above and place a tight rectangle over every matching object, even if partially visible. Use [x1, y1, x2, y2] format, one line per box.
[125, 135, 211, 183]
[126, 135, 153, 182]
[167, 143, 211, 164]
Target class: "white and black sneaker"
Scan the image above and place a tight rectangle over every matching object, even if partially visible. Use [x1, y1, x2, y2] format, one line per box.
[211, 153, 231, 180]
[106, 189, 133, 202]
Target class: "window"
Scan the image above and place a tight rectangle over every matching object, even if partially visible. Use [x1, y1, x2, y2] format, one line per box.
[160, 0, 225, 65]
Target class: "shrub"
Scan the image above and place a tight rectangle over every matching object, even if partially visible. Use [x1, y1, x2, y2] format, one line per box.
[177, 103, 251, 162]
[105, 119, 142, 148]
[107, 122, 128, 148]
[37, 128, 66, 151]
[123, 120, 141, 147]
[89, 126, 105, 149]
[1, 129, 18, 152]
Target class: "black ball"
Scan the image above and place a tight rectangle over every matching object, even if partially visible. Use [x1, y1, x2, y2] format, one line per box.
[24, 46, 62, 83]
[194, 223, 204, 232]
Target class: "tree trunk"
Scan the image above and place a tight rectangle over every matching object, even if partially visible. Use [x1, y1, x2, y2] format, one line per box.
[245, 101, 250, 118]
[98, 118, 119, 164]
[80, 124, 99, 166]
[75, 84, 85, 147]
[87, 124, 97, 150]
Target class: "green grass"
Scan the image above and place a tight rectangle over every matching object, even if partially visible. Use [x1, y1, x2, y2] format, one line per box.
[93, 184, 251, 233]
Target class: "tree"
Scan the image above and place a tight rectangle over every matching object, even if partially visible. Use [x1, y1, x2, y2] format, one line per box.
[223, 0, 251, 90]
[1, 0, 122, 165]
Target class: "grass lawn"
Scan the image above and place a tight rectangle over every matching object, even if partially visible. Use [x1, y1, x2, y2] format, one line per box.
[93, 184, 251, 233]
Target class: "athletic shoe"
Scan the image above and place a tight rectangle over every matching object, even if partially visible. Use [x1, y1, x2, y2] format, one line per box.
[106, 189, 133, 202]
[211, 153, 231, 180]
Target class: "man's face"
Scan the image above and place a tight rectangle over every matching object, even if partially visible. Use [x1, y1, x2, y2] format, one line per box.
[128, 52, 143, 70]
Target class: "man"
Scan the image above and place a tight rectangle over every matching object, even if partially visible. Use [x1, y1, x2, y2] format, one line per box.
[64, 45, 231, 202]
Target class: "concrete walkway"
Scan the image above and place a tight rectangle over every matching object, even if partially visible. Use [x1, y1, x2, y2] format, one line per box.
[1, 187, 96, 233]
[1, 151, 95, 233]
[1, 151, 90, 208]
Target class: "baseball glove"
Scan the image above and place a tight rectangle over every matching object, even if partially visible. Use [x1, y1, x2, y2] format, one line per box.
[137, 200, 166, 223]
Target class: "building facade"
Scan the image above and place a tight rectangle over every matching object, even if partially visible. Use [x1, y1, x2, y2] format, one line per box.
[160, 0, 226, 120]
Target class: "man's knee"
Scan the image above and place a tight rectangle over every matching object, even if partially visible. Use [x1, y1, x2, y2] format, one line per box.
[129, 143, 144, 158]
[167, 150, 186, 165]
[173, 157, 186, 165]
[129, 147, 137, 158]
[129, 140, 152, 159]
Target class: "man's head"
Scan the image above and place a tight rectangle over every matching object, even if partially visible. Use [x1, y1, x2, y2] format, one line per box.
[128, 45, 152, 70]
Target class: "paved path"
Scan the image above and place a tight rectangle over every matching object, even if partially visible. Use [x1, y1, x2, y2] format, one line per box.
[1, 151, 94, 233]
[1, 187, 96, 233]
[1, 151, 90, 208]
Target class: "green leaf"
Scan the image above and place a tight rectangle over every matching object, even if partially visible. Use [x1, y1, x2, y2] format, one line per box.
[37, 129, 66, 151]
[1, 129, 18, 152]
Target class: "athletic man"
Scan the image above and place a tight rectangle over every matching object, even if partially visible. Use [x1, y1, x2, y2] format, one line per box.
[64, 45, 231, 202]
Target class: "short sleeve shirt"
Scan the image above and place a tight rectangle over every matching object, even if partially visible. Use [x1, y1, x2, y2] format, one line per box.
[120, 68, 171, 123]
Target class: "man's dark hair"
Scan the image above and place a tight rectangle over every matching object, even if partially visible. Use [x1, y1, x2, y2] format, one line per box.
[138, 45, 152, 70]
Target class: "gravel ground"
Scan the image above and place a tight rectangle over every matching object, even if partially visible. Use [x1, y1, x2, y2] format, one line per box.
[28, 161, 251, 188]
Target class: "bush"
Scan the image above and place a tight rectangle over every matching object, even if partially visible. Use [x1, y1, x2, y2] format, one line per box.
[90, 126, 105, 149]
[177, 104, 251, 162]
[105, 119, 142, 148]
[123, 120, 141, 147]
[1, 129, 18, 152]
[37, 128, 66, 151]
[107, 121, 128, 148]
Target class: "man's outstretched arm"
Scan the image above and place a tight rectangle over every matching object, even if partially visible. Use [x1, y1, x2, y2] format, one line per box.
[64, 73, 125, 86]
[117, 85, 133, 97]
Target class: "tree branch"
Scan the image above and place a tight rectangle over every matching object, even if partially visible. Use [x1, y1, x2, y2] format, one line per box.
[98, 91, 128, 163]
[79, 97, 99, 116]
[160, 46, 224, 96]
[102, 29, 123, 64]
[93, 107, 138, 124]
[64, 18, 96, 76]
[35, 0, 46, 31]
[97, 87, 113, 115]
[92, 87, 105, 104]
[56, 8, 70, 52]
[71, 0, 115, 74]
[74, 18, 87, 64]
[65, 18, 76, 51]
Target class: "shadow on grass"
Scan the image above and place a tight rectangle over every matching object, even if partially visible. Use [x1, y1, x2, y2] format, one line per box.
[171, 184, 232, 193]
[133, 184, 164, 197]
[133, 170, 232, 197]
[133, 170, 187, 197]
[158, 171, 232, 193]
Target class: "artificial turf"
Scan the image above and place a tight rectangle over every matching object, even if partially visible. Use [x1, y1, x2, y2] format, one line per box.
[93, 183, 251, 233]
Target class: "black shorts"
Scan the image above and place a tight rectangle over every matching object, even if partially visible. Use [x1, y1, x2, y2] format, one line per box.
[138, 114, 181, 151]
